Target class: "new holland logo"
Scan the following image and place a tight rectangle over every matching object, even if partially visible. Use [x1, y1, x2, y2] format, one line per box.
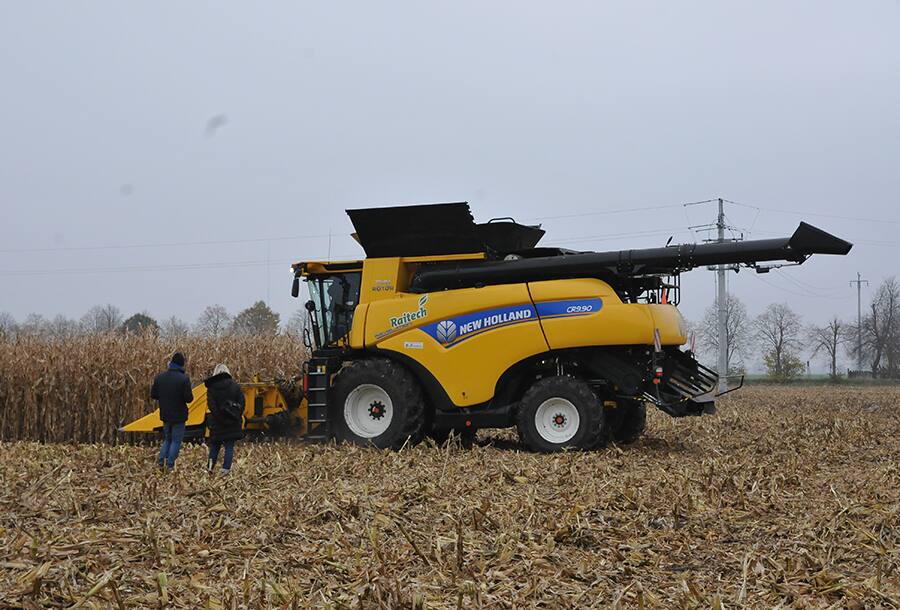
[435, 319, 457, 343]
[422, 304, 537, 347]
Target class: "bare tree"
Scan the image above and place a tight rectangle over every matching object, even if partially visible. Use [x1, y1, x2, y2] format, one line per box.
[160, 316, 190, 340]
[283, 308, 309, 340]
[195, 305, 232, 338]
[809, 317, 849, 380]
[46, 314, 81, 340]
[0, 312, 17, 340]
[20, 313, 49, 337]
[755, 303, 804, 379]
[698, 293, 752, 373]
[81, 304, 123, 333]
[858, 277, 900, 377]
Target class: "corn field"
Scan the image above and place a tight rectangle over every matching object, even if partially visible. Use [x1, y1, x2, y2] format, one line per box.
[0, 387, 898, 608]
[0, 334, 308, 443]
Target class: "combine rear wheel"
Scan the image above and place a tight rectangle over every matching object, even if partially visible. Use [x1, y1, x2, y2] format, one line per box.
[330, 359, 426, 449]
[606, 400, 647, 444]
[516, 376, 605, 453]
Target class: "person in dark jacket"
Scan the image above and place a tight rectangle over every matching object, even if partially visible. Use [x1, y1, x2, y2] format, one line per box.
[204, 363, 245, 474]
[150, 351, 194, 471]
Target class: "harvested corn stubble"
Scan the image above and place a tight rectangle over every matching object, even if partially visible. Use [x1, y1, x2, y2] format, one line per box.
[0, 386, 899, 608]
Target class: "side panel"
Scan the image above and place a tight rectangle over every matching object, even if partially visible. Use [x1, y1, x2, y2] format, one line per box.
[358, 254, 486, 304]
[647, 304, 688, 345]
[364, 285, 549, 407]
[528, 279, 687, 349]
[359, 258, 408, 304]
[348, 303, 368, 349]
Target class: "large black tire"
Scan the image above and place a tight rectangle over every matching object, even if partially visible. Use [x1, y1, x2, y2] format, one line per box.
[516, 376, 605, 453]
[607, 400, 647, 444]
[329, 358, 426, 449]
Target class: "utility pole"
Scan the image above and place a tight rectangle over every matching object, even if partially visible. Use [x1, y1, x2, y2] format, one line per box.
[266, 240, 271, 305]
[716, 198, 728, 394]
[850, 272, 868, 371]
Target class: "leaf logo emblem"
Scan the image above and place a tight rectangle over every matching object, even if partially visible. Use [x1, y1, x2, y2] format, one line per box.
[436, 320, 457, 344]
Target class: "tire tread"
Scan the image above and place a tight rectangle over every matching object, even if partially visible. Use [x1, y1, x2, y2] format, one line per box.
[330, 358, 426, 449]
[516, 376, 605, 453]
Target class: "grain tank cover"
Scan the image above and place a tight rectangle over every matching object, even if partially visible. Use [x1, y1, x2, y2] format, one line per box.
[347, 202, 544, 257]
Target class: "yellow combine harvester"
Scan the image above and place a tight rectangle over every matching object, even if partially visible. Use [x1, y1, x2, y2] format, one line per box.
[125, 202, 851, 452]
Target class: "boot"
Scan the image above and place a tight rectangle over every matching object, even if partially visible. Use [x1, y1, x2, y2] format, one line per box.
[207, 459, 214, 473]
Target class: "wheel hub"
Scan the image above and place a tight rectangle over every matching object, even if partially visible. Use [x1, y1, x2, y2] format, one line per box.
[369, 400, 386, 420]
[344, 384, 393, 438]
[534, 397, 581, 444]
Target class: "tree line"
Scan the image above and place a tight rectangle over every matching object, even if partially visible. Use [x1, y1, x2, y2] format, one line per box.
[4, 277, 899, 380]
[0, 301, 307, 342]
[694, 276, 900, 380]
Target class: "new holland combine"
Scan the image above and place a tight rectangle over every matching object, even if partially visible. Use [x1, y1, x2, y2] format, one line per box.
[124, 202, 852, 452]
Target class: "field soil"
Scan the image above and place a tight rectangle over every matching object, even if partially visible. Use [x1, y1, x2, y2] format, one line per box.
[1, 386, 898, 608]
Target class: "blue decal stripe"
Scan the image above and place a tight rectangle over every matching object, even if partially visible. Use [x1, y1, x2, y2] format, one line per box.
[421, 303, 538, 348]
[437, 317, 539, 347]
[535, 298, 603, 318]
[538, 311, 595, 320]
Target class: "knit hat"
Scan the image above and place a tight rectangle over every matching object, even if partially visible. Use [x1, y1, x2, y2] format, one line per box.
[171, 352, 186, 367]
[213, 363, 231, 377]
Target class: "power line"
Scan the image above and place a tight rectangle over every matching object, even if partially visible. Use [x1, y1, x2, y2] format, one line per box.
[750, 271, 852, 300]
[526, 202, 685, 222]
[0, 259, 294, 277]
[772, 269, 850, 298]
[0, 232, 335, 254]
[0, 201, 702, 254]
[549, 227, 695, 246]
[723, 199, 900, 227]
[0, 254, 360, 277]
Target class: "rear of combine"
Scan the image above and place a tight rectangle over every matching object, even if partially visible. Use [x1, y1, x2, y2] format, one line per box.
[292, 203, 852, 452]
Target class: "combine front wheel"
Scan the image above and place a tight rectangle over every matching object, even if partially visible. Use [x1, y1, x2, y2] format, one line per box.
[516, 376, 605, 453]
[330, 359, 426, 449]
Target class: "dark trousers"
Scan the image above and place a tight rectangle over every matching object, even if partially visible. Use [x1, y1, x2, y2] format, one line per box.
[208, 439, 236, 470]
[157, 422, 185, 468]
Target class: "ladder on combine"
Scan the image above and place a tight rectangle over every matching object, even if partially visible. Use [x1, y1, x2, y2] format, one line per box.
[304, 354, 341, 442]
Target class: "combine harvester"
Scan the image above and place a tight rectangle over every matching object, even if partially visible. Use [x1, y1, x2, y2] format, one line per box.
[124, 202, 851, 452]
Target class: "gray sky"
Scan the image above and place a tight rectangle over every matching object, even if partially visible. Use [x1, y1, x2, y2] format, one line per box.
[2, 1, 899, 341]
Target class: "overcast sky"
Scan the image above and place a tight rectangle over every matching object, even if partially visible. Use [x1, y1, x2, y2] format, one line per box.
[2, 1, 899, 347]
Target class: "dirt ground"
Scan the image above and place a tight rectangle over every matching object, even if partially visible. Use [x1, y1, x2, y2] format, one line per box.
[1, 386, 898, 609]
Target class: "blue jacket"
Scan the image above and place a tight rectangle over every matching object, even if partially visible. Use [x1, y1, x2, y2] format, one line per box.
[150, 365, 194, 423]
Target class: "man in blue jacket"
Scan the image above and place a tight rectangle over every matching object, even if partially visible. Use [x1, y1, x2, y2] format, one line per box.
[151, 352, 194, 470]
